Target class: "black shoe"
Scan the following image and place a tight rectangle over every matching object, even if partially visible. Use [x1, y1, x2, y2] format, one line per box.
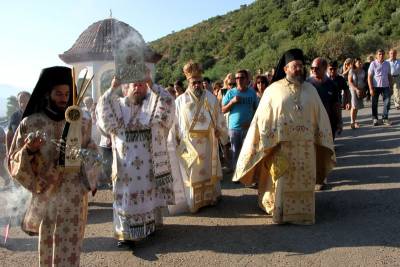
[316, 183, 331, 191]
[98, 183, 112, 190]
[117, 240, 135, 248]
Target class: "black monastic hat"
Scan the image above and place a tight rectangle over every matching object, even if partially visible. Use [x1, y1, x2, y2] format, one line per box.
[271, 48, 305, 83]
[23, 66, 73, 120]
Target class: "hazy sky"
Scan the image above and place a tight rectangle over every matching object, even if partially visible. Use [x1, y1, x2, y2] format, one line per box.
[0, 0, 254, 98]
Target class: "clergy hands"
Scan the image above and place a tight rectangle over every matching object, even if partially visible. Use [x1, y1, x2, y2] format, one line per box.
[111, 76, 121, 89]
[146, 76, 153, 90]
[25, 132, 46, 154]
[144, 68, 155, 93]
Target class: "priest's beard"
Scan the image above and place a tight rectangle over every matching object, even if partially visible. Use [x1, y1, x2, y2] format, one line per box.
[130, 95, 145, 105]
[189, 86, 203, 98]
[45, 99, 67, 121]
[286, 73, 304, 85]
[49, 99, 67, 113]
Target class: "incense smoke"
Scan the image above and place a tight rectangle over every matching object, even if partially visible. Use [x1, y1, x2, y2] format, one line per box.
[0, 168, 31, 240]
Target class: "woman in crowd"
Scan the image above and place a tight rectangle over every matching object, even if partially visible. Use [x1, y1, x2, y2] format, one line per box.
[217, 73, 235, 104]
[348, 57, 366, 129]
[341, 58, 353, 82]
[254, 75, 269, 100]
[213, 80, 223, 98]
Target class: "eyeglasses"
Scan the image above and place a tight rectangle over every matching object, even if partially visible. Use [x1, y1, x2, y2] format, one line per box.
[235, 76, 246, 80]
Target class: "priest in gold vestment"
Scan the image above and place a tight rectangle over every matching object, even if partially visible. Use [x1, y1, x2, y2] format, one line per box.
[8, 66, 95, 266]
[233, 49, 336, 224]
[168, 61, 229, 213]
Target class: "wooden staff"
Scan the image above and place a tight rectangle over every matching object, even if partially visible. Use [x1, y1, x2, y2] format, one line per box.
[71, 67, 77, 105]
[77, 74, 94, 105]
[79, 69, 88, 96]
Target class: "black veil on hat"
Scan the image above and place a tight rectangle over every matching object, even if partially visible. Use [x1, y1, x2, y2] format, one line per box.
[271, 48, 305, 83]
[23, 66, 73, 121]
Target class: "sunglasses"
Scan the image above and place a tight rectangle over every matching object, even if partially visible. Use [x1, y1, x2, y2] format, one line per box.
[235, 76, 246, 80]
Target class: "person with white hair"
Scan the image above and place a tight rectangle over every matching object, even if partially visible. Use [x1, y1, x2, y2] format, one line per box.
[96, 73, 176, 247]
[82, 96, 93, 119]
[6, 91, 31, 153]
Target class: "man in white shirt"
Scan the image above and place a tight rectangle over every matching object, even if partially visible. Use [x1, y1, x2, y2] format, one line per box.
[387, 49, 400, 109]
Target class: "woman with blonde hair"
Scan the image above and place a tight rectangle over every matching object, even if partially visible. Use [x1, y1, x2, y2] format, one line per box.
[341, 58, 353, 81]
[218, 73, 235, 103]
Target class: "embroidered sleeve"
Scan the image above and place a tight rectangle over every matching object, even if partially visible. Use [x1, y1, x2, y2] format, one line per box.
[154, 84, 176, 129]
[8, 120, 48, 193]
[96, 88, 123, 135]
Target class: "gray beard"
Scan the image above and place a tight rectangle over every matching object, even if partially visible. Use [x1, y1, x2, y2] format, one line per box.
[190, 87, 203, 98]
[131, 95, 145, 105]
[286, 74, 304, 85]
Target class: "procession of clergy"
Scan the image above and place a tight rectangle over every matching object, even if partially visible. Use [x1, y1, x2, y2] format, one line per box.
[7, 47, 336, 266]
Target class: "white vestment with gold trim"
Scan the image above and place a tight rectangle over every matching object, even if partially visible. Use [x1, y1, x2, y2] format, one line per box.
[168, 89, 228, 213]
[96, 85, 175, 240]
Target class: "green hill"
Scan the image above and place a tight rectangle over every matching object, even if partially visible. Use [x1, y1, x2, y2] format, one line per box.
[150, 0, 400, 85]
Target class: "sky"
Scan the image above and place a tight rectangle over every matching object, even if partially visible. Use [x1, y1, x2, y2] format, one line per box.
[0, 0, 254, 99]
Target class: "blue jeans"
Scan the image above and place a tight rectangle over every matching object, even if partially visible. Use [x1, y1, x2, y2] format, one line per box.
[229, 129, 248, 170]
[371, 87, 391, 120]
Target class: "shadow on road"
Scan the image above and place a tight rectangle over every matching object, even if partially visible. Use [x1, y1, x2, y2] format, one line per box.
[87, 208, 113, 224]
[78, 187, 400, 260]
[7, 186, 400, 258]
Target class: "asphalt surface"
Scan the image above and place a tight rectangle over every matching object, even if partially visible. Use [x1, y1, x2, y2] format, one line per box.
[1, 100, 400, 266]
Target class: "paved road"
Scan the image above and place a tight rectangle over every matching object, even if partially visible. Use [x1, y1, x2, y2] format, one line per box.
[1, 101, 400, 266]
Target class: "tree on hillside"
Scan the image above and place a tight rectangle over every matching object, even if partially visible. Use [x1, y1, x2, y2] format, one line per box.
[356, 33, 386, 55]
[6, 96, 18, 118]
[150, 0, 400, 84]
[316, 32, 360, 61]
